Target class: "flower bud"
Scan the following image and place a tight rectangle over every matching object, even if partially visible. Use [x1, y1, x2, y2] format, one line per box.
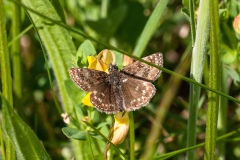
[233, 14, 240, 34]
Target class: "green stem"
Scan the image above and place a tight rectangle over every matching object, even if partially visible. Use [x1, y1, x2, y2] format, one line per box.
[204, 0, 221, 159]
[0, 0, 15, 159]
[11, 0, 23, 116]
[129, 112, 135, 160]
[217, 64, 228, 160]
[8, 24, 33, 47]
[0, 0, 13, 106]
[189, 0, 196, 45]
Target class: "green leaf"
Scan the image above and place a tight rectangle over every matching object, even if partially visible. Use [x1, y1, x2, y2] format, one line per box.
[226, 66, 240, 87]
[181, 8, 190, 20]
[88, 131, 104, 140]
[181, 0, 190, 20]
[62, 127, 87, 140]
[221, 45, 237, 64]
[229, 0, 240, 18]
[50, 0, 66, 23]
[1, 96, 51, 160]
[76, 40, 96, 67]
[21, 0, 76, 114]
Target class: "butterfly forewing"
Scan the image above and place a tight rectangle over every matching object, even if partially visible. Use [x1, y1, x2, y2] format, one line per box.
[69, 68, 108, 92]
[121, 53, 163, 81]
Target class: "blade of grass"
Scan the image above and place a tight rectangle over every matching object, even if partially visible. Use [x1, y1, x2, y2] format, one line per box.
[1, 0, 13, 106]
[189, 0, 196, 45]
[205, 0, 221, 159]
[11, 0, 24, 117]
[217, 64, 228, 160]
[187, 0, 209, 159]
[0, 123, 5, 160]
[132, 0, 168, 57]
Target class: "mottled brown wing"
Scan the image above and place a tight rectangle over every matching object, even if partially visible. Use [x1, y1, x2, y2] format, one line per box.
[69, 68, 108, 92]
[90, 84, 123, 114]
[69, 68, 122, 114]
[120, 74, 156, 111]
[121, 53, 163, 81]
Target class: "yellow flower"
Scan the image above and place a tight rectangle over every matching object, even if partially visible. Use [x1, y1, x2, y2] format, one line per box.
[104, 112, 129, 157]
[81, 93, 92, 107]
[111, 112, 129, 145]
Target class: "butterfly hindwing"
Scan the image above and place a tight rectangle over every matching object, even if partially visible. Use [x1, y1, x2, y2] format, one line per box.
[90, 83, 123, 114]
[119, 74, 156, 111]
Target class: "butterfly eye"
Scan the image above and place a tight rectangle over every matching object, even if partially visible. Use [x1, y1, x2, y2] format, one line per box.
[109, 64, 118, 72]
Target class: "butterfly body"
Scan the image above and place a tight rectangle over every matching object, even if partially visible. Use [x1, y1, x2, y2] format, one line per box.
[69, 53, 163, 114]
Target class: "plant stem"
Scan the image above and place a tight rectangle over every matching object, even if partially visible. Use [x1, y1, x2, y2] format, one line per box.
[189, 0, 196, 45]
[217, 64, 228, 160]
[204, 0, 221, 159]
[0, 1, 15, 159]
[0, 0, 13, 105]
[11, 0, 23, 116]
[129, 112, 135, 160]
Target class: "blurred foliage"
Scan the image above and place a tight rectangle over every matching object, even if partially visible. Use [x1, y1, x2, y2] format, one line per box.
[1, 0, 240, 159]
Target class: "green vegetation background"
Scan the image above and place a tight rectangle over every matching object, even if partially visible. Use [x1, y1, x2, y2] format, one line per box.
[1, 0, 240, 159]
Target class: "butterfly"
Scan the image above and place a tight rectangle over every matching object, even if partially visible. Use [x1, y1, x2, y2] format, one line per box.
[69, 53, 163, 114]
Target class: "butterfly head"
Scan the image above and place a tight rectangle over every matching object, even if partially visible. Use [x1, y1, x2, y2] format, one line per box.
[108, 63, 119, 73]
